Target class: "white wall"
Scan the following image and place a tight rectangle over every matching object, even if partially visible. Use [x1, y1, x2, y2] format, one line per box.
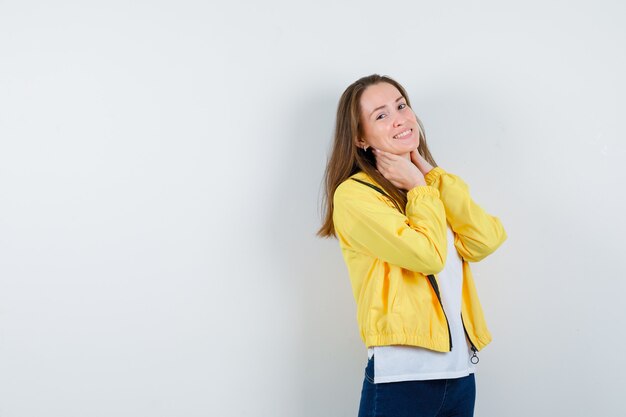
[1, 1, 625, 416]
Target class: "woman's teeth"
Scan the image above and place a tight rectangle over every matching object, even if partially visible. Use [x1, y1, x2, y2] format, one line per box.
[393, 129, 412, 139]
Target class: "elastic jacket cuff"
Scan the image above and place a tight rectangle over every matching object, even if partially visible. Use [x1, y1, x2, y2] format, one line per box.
[407, 185, 440, 200]
[425, 166, 445, 186]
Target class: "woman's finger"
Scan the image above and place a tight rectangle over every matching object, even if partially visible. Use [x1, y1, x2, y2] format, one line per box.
[376, 156, 391, 167]
[375, 149, 396, 160]
[374, 149, 394, 165]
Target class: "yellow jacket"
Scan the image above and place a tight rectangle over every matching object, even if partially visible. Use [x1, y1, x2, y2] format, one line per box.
[332, 167, 507, 353]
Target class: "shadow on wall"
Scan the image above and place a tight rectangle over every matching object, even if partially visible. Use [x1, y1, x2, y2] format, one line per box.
[262, 87, 365, 416]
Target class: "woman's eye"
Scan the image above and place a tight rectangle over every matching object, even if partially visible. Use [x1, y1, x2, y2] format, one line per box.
[398, 103, 407, 110]
[376, 113, 386, 120]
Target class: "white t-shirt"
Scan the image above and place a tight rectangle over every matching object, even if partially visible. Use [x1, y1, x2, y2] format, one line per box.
[367, 223, 477, 383]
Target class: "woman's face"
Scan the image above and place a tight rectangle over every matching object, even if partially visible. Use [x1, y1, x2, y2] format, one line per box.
[358, 82, 420, 158]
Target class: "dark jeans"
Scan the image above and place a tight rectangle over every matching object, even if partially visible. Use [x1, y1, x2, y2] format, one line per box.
[358, 356, 476, 417]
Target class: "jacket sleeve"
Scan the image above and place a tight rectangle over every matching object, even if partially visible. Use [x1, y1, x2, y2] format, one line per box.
[333, 181, 448, 275]
[424, 167, 507, 262]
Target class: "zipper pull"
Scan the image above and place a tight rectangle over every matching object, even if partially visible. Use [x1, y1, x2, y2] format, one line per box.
[470, 347, 479, 364]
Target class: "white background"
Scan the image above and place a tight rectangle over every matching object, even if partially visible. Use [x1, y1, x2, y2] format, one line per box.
[1, 1, 625, 416]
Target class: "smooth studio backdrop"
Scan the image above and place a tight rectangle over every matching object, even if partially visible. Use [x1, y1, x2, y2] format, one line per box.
[1, 1, 625, 416]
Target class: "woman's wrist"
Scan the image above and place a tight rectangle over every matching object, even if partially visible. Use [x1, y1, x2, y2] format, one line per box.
[408, 177, 427, 189]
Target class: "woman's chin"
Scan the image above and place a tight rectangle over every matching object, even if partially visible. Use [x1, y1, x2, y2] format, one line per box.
[391, 141, 419, 155]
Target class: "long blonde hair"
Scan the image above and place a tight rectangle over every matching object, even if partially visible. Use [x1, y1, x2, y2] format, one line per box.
[317, 74, 438, 238]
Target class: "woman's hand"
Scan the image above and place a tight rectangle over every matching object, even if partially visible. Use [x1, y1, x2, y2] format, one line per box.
[373, 148, 426, 190]
[410, 148, 435, 177]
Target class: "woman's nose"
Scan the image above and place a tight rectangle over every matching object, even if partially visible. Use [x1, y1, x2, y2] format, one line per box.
[393, 113, 406, 127]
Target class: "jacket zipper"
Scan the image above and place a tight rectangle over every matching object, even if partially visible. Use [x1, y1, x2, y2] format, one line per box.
[461, 313, 480, 364]
[426, 274, 452, 352]
[427, 273, 480, 364]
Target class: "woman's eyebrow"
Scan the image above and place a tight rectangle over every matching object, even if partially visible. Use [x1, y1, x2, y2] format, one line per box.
[369, 96, 404, 117]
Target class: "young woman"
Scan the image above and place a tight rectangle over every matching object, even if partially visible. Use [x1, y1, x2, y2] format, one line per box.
[318, 74, 507, 417]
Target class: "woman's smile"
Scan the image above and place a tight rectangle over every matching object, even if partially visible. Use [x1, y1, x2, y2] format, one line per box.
[393, 128, 413, 140]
